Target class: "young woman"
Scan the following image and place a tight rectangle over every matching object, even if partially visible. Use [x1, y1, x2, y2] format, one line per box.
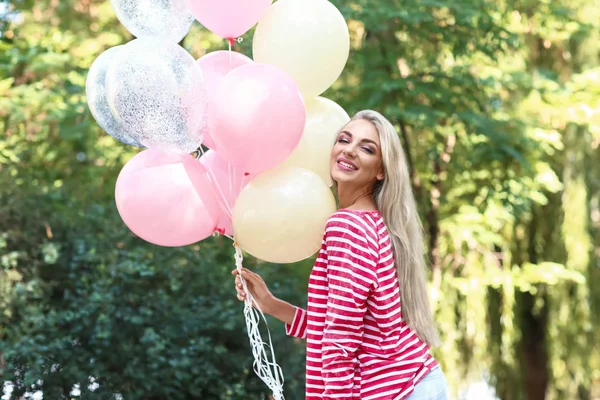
[232, 110, 448, 400]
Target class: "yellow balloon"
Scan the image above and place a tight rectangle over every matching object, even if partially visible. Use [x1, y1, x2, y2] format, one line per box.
[252, 0, 350, 98]
[281, 97, 350, 187]
[233, 166, 336, 263]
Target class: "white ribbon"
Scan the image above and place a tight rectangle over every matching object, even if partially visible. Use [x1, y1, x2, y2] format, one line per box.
[234, 245, 285, 400]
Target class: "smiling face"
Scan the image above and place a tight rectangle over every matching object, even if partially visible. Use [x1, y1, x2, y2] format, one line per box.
[330, 118, 385, 190]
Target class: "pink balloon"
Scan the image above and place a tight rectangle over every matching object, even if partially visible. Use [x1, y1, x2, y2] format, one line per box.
[185, 0, 272, 39]
[115, 150, 219, 247]
[196, 51, 253, 149]
[188, 150, 253, 236]
[210, 63, 306, 174]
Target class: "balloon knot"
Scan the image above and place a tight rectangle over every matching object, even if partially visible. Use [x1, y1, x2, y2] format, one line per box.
[244, 172, 250, 176]
[227, 37, 236, 47]
[191, 148, 202, 159]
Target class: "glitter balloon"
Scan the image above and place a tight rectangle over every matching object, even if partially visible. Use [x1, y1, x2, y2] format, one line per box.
[86, 46, 144, 148]
[106, 38, 208, 154]
[110, 0, 194, 43]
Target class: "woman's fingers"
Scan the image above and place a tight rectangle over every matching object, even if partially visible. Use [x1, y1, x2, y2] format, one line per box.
[239, 270, 256, 282]
[234, 272, 251, 289]
[233, 268, 267, 306]
[232, 268, 254, 276]
[232, 268, 256, 282]
[233, 269, 248, 302]
[235, 276, 243, 288]
[235, 285, 245, 295]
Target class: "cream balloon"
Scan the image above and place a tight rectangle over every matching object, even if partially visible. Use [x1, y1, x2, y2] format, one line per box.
[252, 0, 349, 98]
[281, 97, 350, 187]
[233, 166, 336, 263]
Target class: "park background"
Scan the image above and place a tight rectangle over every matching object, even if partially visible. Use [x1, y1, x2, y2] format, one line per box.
[0, 0, 599, 398]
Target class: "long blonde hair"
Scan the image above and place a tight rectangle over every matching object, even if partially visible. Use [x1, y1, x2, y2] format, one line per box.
[351, 109, 440, 347]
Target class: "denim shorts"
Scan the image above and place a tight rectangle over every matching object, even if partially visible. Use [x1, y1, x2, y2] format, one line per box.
[405, 367, 449, 400]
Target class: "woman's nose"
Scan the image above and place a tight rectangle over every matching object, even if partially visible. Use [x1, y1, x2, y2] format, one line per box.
[343, 148, 356, 158]
[343, 145, 356, 157]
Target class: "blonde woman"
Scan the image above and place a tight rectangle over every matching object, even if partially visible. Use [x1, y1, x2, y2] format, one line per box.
[233, 110, 448, 399]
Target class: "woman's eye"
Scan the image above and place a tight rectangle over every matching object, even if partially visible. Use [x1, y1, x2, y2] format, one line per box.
[362, 147, 374, 154]
[338, 138, 349, 144]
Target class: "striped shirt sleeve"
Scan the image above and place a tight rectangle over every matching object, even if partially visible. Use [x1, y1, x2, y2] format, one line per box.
[285, 307, 307, 339]
[321, 215, 379, 399]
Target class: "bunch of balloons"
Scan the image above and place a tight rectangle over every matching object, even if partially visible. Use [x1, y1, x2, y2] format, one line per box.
[86, 0, 351, 264]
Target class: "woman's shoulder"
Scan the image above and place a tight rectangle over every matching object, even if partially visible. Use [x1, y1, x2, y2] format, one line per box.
[325, 209, 383, 255]
[326, 209, 384, 238]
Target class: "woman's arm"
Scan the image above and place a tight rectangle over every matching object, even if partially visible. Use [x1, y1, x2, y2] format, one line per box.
[233, 268, 307, 338]
[264, 296, 297, 325]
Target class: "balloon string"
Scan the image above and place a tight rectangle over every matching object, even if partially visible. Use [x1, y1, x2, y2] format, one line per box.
[226, 37, 243, 67]
[228, 162, 234, 207]
[234, 168, 240, 203]
[234, 245, 285, 400]
[228, 38, 232, 64]
[208, 168, 232, 219]
[195, 147, 233, 219]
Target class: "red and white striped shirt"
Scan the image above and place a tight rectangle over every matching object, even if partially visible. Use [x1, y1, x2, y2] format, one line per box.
[286, 209, 438, 399]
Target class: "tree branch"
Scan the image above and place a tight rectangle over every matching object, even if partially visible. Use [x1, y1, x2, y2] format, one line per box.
[427, 131, 456, 270]
[398, 119, 420, 188]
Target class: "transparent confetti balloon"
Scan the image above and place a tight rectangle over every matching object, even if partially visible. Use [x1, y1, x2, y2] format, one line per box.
[106, 38, 208, 154]
[86, 46, 144, 148]
[110, 0, 194, 43]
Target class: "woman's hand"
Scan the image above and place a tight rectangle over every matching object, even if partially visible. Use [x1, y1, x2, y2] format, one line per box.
[232, 267, 276, 314]
[232, 268, 299, 325]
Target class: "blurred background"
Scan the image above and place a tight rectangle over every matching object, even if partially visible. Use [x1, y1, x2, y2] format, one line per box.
[0, 0, 599, 399]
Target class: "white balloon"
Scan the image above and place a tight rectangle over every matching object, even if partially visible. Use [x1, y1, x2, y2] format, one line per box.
[106, 38, 208, 154]
[86, 46, 144, 148]
[233, 166, 336, 263]
[110, 0, 194, 43]
[253, 0, 350, 98]
[281, 97, 349, 186]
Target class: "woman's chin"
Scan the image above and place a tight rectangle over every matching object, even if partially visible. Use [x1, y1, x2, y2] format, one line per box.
[330, 173, 352, 185]
[330, 171, 342, 183]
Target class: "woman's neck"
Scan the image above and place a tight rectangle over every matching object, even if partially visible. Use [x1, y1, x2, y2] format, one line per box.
[337, 184, 378, 211]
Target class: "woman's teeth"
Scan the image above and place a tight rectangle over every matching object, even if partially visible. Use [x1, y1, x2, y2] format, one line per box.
[339, 161, 356, 170]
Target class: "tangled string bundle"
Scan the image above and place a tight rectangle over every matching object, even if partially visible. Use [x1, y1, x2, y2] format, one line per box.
[234, 245, 285, 400]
